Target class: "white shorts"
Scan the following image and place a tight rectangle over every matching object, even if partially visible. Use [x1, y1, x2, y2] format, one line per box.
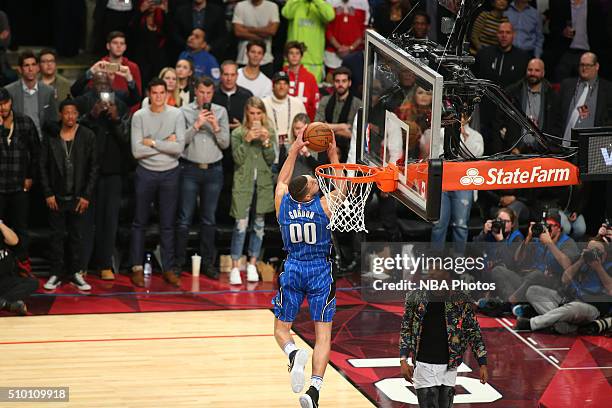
[413, 361, 458, 390]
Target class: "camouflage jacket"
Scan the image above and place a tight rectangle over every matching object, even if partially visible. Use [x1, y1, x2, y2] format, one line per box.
[399, 290, 488, 368]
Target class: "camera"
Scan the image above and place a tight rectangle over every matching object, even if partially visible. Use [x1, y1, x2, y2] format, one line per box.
[491, 219, 505, 234]
[583, 248, 603, 263]
[531, 221, 549, 237]
[202, 102, 212, 111]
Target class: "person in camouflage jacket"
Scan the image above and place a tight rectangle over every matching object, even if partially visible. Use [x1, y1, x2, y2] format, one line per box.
[399, 270, 489, 408]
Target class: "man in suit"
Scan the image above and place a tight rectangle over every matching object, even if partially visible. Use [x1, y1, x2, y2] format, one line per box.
[5, 50, 57, 139]
[556, 52, 612, 146]
[499, 58, 556, 153]
[545, 0, 606, 82]
[171, 0, 227, 62]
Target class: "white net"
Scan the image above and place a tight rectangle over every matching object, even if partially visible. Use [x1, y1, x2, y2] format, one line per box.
[316, 165, 378, 232]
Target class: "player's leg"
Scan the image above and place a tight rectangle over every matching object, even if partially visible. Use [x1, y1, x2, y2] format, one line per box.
[301, 262, 335, 408]
[272, 262, 309, 393]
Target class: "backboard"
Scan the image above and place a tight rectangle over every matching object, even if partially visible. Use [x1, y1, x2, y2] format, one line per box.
[358, 30, 443, 221]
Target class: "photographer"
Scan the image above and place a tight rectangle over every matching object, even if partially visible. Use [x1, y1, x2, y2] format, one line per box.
[176, 76, 229, 279]
[0, 220, 37, 315]
[516, 239, 612, 333]
[490, 212, 579, 301]
[73, 71, 130, 281]
[474, 207, 524, 268]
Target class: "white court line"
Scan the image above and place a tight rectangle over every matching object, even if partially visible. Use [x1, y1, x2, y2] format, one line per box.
[495, 318, 561, 370]
[549, 356, 560, 364]
[560, 366, 612, 370]
[527, 337, 538, 346]
[502, 318, 513, 326]
[538, 348, 570, 351]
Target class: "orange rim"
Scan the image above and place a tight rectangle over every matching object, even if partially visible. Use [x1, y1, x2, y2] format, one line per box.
[315, 163, 381, 184]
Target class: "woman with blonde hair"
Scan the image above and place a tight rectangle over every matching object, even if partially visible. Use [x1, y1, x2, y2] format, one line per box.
[228, 97, 276, 285]
[158, 67, 178, 106]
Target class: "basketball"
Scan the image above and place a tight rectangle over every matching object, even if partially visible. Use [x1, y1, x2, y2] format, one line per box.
[303, 122, 334, 152]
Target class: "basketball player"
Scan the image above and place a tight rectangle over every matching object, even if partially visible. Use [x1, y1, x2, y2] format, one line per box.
[272, 129, 340, 408]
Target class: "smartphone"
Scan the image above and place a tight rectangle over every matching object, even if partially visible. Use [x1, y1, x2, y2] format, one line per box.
[106, 62, 120, 73]
[202, 102, 212, 111]
[252, 120, 261, 129]
[100, 91, 115, 104]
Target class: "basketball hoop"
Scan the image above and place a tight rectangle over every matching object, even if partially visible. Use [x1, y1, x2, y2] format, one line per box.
[315, 163, 399, 232]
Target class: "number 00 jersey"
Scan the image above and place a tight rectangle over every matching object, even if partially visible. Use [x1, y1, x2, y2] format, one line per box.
[278, 193, 332, 261]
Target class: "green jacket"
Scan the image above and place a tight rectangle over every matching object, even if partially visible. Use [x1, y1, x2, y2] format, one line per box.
[282, 0, 335, 68]
[399, 290, 488, 369]
[230, 126, 276, 219]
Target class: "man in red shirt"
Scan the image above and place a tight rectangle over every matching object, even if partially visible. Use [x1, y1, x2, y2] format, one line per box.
[324, 0, 369, 77]
[283, 41, 319, 121]
[70, 31, 142, 112]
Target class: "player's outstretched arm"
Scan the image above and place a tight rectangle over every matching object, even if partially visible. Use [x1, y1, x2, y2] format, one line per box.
[275, 132, 309, 216]
[320, 133, 347, 218]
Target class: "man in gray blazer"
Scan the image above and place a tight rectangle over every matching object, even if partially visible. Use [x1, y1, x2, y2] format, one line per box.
[5, 50, 57, 138]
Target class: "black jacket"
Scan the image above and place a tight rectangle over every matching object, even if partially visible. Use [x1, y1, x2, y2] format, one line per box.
[171, 2, 228, 61]
[552, 77, 612, 140]
[547, 0, 606, 56]
[497, 78, 557, 152]
[72, 91, 132, 175]
[39, 124, 99, 201]
[212, 86, 253, 124]
[474, 45, 531, 88]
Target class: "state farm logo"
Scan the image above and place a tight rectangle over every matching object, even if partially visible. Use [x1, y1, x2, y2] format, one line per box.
[460, 168, 484, 186]
[459, 166, 571, 186]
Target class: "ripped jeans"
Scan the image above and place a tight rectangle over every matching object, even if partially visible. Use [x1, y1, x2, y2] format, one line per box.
[415, 386, 455, 408]
[230, 205, 265, 261]
[431, 191, 473, 250]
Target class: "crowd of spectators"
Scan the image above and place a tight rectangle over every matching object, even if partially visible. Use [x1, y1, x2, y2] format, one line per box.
[0, 1, 610, 331]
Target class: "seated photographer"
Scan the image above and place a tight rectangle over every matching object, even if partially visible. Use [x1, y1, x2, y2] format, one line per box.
[516, 239, 612, 333]
[0, 221, 38, 316]
[490, 212, 579, 302]
[474, 207, 524, 269]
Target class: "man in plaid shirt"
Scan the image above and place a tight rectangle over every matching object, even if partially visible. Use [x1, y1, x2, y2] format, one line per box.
[0, 87, 40, 268]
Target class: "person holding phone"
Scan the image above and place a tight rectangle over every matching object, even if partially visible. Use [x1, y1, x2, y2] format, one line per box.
[228, 96, 276, 285]
[176, 76, 229, 279]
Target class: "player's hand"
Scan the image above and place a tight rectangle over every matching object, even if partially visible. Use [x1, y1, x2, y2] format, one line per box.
[400, 360, 414, 384]
[326, 130, 338, 160]
[480, 365, 488, 384]
[292, 127, 309, 152]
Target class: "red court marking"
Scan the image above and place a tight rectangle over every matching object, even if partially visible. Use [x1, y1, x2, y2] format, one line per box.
[0, 333, 275, 346]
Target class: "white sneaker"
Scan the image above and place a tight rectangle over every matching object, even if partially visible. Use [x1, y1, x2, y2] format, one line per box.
[289, 349, 309, 393]
[71, 272, 92, 291]
[246, 264, 259, 282]
[44, 275, 61, 290]
[229, 267, 242, 285]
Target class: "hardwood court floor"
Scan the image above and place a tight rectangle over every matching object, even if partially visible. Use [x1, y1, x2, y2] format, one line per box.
[0, 310, 373, 407]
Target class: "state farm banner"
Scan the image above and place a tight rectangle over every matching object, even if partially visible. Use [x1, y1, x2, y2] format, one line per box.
[441, 158, 580, 191]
